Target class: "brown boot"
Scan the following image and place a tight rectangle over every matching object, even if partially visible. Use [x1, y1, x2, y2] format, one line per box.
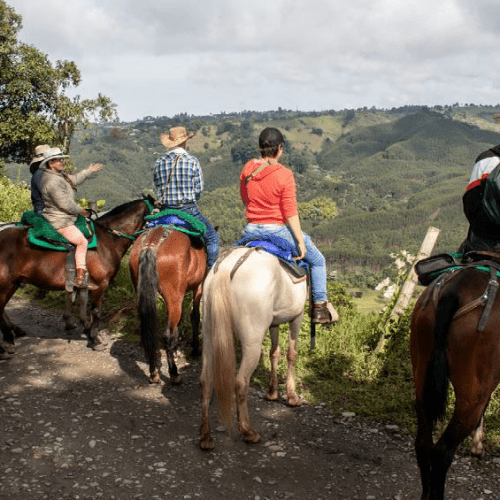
[312, 301, 339, 324]
[74, 268, 87, 288]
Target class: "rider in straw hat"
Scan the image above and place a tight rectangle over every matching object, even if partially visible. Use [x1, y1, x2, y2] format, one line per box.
[39, 147, 103, 287]
[154, 126, 219, 270]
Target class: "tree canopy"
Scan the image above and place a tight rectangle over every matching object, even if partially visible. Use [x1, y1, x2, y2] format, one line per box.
[0, 1, 117, 165]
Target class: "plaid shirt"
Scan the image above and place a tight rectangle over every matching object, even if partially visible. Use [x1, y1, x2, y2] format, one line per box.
[153, 147, 204, 206]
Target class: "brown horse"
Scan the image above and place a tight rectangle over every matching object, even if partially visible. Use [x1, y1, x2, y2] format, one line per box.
[410, 263, 500, 500]
[128, 225, 206, 385]
[0, 197, 153, 356]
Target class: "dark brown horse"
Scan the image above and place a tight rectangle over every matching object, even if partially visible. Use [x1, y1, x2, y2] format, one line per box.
[410, 263, 500, 500]
[128, 225, 206, 384]
[0, 197, 153, 355]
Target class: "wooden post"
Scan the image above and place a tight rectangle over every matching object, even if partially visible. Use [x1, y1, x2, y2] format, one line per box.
[393, 226, 441, 316]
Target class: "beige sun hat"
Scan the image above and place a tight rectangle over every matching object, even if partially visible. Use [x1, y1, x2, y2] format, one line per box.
[161, 126, 196, 148]
[29, 144, 51, 166]
[39, 147, 69, 167]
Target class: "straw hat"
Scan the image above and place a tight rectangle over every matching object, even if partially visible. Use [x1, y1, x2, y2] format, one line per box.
[39, 147, 69, 167]
[161, 126, 196, 148]
[29, 144, 51, 166]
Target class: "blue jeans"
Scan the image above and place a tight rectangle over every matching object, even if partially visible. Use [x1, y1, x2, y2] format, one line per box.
[242, 223, 327, 302]
[163, 204, 219, 269]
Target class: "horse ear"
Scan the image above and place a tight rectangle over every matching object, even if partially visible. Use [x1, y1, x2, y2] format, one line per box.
[214, 226, 219, 232]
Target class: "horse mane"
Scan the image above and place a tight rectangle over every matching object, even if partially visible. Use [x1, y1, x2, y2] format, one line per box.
[95, 195, 154, 228]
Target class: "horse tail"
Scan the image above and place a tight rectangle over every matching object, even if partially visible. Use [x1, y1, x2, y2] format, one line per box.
[204, 269, 236, 433]
[137, 248, 159, 363]
[424, 287, 459, 424]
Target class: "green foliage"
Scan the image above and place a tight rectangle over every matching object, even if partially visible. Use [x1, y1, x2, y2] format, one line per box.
[299, 196, 338, 221]
[0, 176, 31, 220]
[0, 1, 117, 164]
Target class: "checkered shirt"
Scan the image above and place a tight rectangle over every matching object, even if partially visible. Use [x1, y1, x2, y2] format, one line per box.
[153, 148, 204, 206]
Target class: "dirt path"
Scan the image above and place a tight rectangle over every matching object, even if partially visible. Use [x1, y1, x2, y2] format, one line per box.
[1, 296, 499, 500]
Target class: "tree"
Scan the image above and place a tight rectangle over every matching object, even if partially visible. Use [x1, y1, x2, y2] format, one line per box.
[0, 1, 117, 165]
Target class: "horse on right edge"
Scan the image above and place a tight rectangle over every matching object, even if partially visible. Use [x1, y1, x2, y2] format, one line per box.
[411, 260, 500, 500]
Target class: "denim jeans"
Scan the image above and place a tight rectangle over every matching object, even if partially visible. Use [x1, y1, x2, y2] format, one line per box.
[163, 204, 219, 269]
[242, 223, 327, 302]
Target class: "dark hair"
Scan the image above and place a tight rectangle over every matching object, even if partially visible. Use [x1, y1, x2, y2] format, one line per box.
[259, 127, 284, 158]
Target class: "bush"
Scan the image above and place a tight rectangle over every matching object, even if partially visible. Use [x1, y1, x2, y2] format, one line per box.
[0, 176, 31, 221]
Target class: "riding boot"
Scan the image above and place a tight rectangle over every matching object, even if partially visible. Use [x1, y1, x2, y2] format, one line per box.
[74, 268, 87, 288]
[312, 301, 339, 324]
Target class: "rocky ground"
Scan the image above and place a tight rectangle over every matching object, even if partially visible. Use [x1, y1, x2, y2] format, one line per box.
[1, 296, 499, 500]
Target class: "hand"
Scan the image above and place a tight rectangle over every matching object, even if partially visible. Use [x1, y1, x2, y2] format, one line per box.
[88, 163, 103, 173]
[294, 242, 307, 261]
[80, 209, 91, 218]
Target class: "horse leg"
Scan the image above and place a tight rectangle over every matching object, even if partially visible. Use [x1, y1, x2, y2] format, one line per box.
[63, 293, 78, 331]
[0, 288, 20, 355]
[199, 354, 215, 451]
[414, 396, 434, 500]
[429, 401, 490, 500]
[470, 414, 485, 457]
[190, 287, 202, 357]
[266, 326, 281, 402]
[86, 290, 107, 351]
[162, 296, 183, 385]
[236, 342, 262, 444]
[284, 316, 301, 407]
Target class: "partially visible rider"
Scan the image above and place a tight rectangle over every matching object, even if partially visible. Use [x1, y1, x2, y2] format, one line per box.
[239, 127, 338, 324]
[39, 147, 102, 287]
[29, 144, 50, 216]
[153, 126, 219, 270]
[461, 143, 500, 254]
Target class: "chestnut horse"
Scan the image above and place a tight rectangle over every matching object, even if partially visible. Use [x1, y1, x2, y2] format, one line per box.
[410, 263, 500, 500]
[0, 197, 153, 356]
[128, 225, 206, 385]
[199, 247, 308, 451]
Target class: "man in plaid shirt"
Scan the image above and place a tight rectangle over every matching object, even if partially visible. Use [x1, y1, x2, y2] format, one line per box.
[153, 126, 219, 269]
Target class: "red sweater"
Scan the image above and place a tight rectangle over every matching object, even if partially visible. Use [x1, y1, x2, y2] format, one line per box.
[240, 159, 298, 224]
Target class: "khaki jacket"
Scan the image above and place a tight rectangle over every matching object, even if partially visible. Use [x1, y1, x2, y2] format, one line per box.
[40, 167, 94, 229]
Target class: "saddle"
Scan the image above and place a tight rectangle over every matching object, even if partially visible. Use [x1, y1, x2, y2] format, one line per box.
[144, 209, 206, 238]
[418, 250, 500, 332]
[17, 211, 97, 251]
[222, 235, 309, 282]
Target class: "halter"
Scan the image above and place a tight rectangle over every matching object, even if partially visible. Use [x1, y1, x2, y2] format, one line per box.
[105, 198, 155, 241]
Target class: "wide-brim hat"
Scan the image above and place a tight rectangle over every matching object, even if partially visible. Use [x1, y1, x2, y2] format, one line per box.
[39, 147, 69, 167]
[161, 126, 196, 148]
[29, 144, 51, 166]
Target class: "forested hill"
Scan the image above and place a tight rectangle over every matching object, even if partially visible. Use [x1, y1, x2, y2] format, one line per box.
[5, 105, 500, 284]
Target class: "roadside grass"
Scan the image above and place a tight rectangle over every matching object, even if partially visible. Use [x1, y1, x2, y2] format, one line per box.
[15, 263, 500, 454]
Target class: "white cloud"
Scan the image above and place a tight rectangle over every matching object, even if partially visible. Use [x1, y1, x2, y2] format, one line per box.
[6, 0, 500, 121]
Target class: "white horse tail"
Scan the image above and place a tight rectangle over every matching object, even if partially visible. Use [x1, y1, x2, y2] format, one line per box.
[205, 269, 236, 433]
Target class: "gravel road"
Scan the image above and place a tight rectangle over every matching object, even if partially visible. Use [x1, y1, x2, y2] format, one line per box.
[1, 296, 499, 500]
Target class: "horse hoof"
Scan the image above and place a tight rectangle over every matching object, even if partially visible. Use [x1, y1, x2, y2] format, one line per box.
[286, 394, 302, 407]
[200, 436, 215, 451]
[170, 374, 182, 385]
[243, 431, 261, 444]
[149, 375, 161, 385]
[91, 343, 107, 352]
[4, 343, 15, 355]
[64, 320, 78, 331]
[0, 351, 11, 360]
[265, 391, 280, 402]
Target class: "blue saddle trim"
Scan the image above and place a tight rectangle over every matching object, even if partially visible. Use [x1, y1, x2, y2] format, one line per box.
[145, 214, 201, 237]
[234, 234, 309, 273]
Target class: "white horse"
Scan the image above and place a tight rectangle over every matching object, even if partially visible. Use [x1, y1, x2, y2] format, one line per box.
[199, 247, 308, 451]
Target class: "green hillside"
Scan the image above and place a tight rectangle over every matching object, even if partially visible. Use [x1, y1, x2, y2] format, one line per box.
[6, 105, 500, 283]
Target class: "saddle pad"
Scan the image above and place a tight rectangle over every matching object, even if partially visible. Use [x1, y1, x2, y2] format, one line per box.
[415, 252, 462, 286]
[18, 211, 97, 251]
[144, 209, 206, 237]
[234, 235, 309, 275]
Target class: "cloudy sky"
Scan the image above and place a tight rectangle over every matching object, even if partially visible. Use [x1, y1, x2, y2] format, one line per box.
[7, 0, 500, 122]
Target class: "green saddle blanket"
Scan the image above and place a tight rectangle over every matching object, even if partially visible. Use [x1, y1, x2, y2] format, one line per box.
[18, 211, 97, 251]
[144, 209, 206, 238]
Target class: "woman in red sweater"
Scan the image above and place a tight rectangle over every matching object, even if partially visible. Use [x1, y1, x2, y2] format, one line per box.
[240, 127, 337, 324]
